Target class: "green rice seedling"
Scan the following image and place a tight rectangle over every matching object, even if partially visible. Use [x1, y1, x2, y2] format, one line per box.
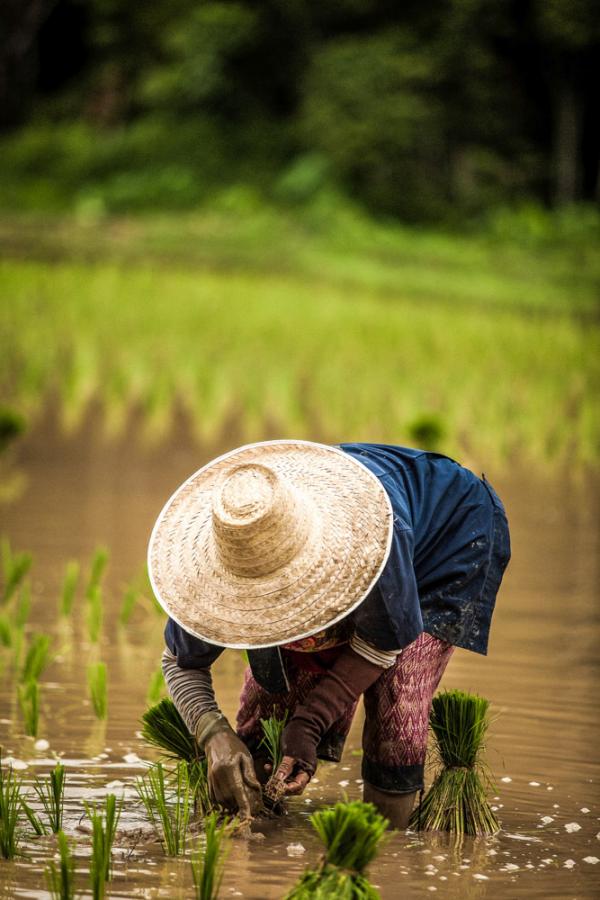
[85, 547, 109, 599]
[189, 759, 212, 818]
[136, 761, 191, 856]
[86, 586, 103, 644]
[0, 615, 12, 647]
[260, 711, 288, 773]
[409, 689, 500, 835]
[0, 753, 24, 859]
[34, 763, 66, 833]
[59, 561, 80, 617]
[0, 406, 26, 452]
[117, 585, 137, 626]
[18, 678, 39, 737]
[141, 698, 214, 815]
[15, 582, 31, 629]
[146, 666, 166, 705]
[20, 632, 52, 682]
[191, 812, 231, 900]
[87, 662, 107, 719]
[285, 801, 388, 899]
[20, 795, 47, 835]
[260, 711, 288, 806]
[45, 829, 77, 900]
[0, 541, 32, 605]
[84, 793, 122, 898]
[141, 698, 198, 764]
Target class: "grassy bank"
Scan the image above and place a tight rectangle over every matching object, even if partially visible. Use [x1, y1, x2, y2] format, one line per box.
[0, 209, 598, 469]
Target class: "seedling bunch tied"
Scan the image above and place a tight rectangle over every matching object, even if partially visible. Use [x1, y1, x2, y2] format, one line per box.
[410, 689, 500, 835]
[260, 711, 288, 807]
[285, 800, 388, 900]
[141, 698, 212, 815]
[142, 698, 198, 763]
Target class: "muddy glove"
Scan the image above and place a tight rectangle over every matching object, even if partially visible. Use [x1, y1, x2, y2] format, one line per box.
[275, 646, 384, 795]
[196, 712, 262, 819]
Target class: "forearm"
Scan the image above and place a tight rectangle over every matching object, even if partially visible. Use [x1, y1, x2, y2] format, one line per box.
[282, 645, 387, 774]
[161, 648, 221, 735]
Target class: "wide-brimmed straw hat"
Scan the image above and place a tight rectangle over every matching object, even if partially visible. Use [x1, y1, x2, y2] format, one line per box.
[148, 440, 393, 649]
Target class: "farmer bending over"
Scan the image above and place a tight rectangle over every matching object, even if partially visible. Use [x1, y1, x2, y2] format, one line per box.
[149, 440, 510, 827]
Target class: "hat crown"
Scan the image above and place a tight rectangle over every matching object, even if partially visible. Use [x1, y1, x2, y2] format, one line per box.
[211, 463, 310, 577]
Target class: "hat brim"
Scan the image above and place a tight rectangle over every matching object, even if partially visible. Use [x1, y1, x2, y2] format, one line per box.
[148, 440, 393, 649]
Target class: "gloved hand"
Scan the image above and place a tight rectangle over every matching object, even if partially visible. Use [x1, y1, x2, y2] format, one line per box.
[273, 646, 384, 796]
[197, 713, 262, 818]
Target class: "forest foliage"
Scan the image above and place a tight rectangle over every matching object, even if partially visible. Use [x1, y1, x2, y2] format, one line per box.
[1, 0, 598, 221]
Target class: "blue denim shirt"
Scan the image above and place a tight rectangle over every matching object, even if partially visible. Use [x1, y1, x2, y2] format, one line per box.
[164, 443, 511, 691]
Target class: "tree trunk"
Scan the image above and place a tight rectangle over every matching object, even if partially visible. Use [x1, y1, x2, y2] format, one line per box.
[553, 81, 582, 205]
[0, 0, 57, 129]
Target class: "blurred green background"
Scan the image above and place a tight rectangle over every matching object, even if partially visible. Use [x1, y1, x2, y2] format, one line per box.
[1, 0, 599, 468]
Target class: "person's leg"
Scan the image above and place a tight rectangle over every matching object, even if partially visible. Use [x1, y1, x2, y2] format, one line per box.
[362, 632, 454, 828]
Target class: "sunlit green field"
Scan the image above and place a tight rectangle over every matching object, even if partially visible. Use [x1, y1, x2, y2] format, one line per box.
[1, 209, 598, 469]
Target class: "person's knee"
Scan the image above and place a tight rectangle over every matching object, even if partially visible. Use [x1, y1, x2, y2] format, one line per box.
[363, 782, 416, 830]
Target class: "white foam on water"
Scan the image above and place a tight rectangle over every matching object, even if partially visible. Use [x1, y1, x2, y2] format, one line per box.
[286, 843, 306, 856]
[3, 756, 28, 770]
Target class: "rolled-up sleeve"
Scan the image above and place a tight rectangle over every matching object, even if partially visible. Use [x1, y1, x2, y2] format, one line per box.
[164, 618, 224, 669]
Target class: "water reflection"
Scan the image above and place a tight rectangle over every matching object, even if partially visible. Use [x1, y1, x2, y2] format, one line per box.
[0, 422, 599, 898]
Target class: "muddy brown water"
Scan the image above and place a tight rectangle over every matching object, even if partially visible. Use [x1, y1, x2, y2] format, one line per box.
[1, 417, 599, 898]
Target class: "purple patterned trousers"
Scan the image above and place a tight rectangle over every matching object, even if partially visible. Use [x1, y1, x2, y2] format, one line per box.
[236, 632, 454, 794]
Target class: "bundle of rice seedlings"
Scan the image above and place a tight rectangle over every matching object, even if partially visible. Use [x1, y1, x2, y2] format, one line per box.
[86, 587, 103, 644]
[34, 763, 66, 833]
[87, 662, 107, 719]
[0, 754, 24, 859]
[45, 830, 76, 900]
[20, 795, 47, 835]
[409, 689, 500, 835]
[259, 711, 288, 807]
[18, 678, 39, 737]
[146, 666, 166, 705]
[285, 801, 388, 900]
[85, 547, 109, 599]
[15, 583, 30, 628]
[191, 812, 232, 900]
[84, 793, 122, 898]
[20, 633, 52, 682]
[118, 585, 137, 626]
[59, 561, 80, 617]
[141, 698, 212, 815]
[0, 615, 11, 647]
[136, 761, 191, 855]
[142, 698, 198, 763]
[0, 541, 32, 605]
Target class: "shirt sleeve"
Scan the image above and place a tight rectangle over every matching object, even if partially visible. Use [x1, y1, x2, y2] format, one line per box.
[161, 648, 220, 735]
[352, 527, 423, 651]
[164, 618, 224, 669]
[349, 633, 400, 668]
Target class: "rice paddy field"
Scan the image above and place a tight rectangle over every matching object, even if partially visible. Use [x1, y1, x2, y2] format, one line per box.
[1, 209, 599, 898]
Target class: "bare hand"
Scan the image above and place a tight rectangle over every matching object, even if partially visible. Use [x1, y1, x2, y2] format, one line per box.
[204, 729, 262, 818]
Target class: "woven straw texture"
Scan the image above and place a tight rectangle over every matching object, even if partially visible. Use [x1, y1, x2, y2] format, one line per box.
[148, 440, 393, 648]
